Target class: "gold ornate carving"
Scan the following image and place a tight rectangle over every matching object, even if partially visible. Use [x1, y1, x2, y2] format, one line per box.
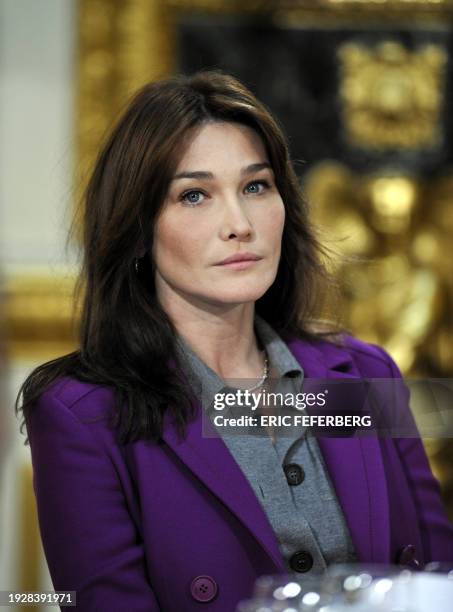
[292, 0, 453, 8]
[166, 0, 453, 11]
[338, 41, 447, 150]
[305, 161, 453, 518]
[76, 1, 453, 178]
[3, 274, 78, 360]
[77, 0, 174, 186]
[270, 1, 453, 24]
[305, 161, 453, 375]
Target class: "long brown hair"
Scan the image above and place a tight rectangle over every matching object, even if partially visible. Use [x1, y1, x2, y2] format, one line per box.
[16, 69, 337, 444]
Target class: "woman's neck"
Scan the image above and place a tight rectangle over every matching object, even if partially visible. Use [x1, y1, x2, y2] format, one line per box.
[160, 289, 264, 380]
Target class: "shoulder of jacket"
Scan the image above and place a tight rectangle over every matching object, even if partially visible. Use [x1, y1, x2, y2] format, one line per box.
[340, 335, 393, 364]
[41, 376, 117, 421]
[305, 333, 399, 375]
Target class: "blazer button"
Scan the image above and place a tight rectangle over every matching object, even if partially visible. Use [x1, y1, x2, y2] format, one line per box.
[395, 544, 421, 569]
[190, 575, 218, 602]
[284, 463, 305, 486]
[289, 550, 314, 573]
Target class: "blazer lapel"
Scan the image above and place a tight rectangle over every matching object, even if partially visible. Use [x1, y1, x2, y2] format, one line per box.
[161, 406, 287, 572]
[286, 336, 391, 562]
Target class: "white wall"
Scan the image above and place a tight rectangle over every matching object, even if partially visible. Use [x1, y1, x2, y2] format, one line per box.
[0, 0, 77, 599]
[0, 0, 78, 270]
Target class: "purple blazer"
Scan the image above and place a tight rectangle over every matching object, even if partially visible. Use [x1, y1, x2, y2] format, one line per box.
[26, 335, 453, 611]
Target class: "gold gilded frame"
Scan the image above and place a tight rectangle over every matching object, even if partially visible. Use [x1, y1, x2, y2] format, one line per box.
[76, 0, 453, 182]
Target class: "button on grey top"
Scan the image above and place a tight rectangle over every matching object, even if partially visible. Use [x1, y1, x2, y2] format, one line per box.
[175, 314, 357, 571]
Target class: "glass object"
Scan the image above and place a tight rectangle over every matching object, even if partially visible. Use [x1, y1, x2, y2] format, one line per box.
[324, 563, 412, 605]
[424, 561, 453, 578]
[238, 565, 413, 611]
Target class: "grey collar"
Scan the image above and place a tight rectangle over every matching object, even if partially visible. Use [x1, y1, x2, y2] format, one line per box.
[174, 314, 303, 413]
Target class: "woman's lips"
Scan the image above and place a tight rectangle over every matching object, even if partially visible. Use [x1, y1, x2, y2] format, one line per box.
[217, 259, 261, 270]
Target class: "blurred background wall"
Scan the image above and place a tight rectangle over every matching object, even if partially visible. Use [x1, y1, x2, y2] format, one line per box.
[1, 0, 452, 607]
[0, 0, 78, 603]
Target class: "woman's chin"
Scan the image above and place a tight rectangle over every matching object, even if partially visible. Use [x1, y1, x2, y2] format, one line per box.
[203, 285, 271, 306]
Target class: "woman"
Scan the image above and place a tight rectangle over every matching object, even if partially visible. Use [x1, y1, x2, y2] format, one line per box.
[17, 70, 453, 611]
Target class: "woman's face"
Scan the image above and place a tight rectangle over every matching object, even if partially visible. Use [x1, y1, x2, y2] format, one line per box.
[153, 121, 285, 310]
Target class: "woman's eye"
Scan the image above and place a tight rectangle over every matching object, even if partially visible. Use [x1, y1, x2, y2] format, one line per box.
[245, 180, 270, 194]
[180, 190, 205, 206]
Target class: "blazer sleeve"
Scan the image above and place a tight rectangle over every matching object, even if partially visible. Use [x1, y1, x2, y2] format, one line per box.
[26, 389, 162, 611]
[374, 345, 453, 563]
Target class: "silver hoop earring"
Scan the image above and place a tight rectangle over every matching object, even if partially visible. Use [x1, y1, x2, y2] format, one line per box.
[134, 257, 140, 274]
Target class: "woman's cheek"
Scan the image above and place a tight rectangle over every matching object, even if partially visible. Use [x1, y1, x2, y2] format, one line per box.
[263, 200, 285, 243]
[154, 213, 190, 266]
[277, 198, 286, 229]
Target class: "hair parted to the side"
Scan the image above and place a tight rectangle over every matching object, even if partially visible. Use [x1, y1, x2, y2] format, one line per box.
[15, 69, 340, 445]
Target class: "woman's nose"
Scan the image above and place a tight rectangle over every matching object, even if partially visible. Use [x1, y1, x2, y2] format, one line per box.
[219, 198, 254, 241]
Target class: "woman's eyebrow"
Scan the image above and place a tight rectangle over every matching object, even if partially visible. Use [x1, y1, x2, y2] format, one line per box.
[172, 161, 272, 181]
